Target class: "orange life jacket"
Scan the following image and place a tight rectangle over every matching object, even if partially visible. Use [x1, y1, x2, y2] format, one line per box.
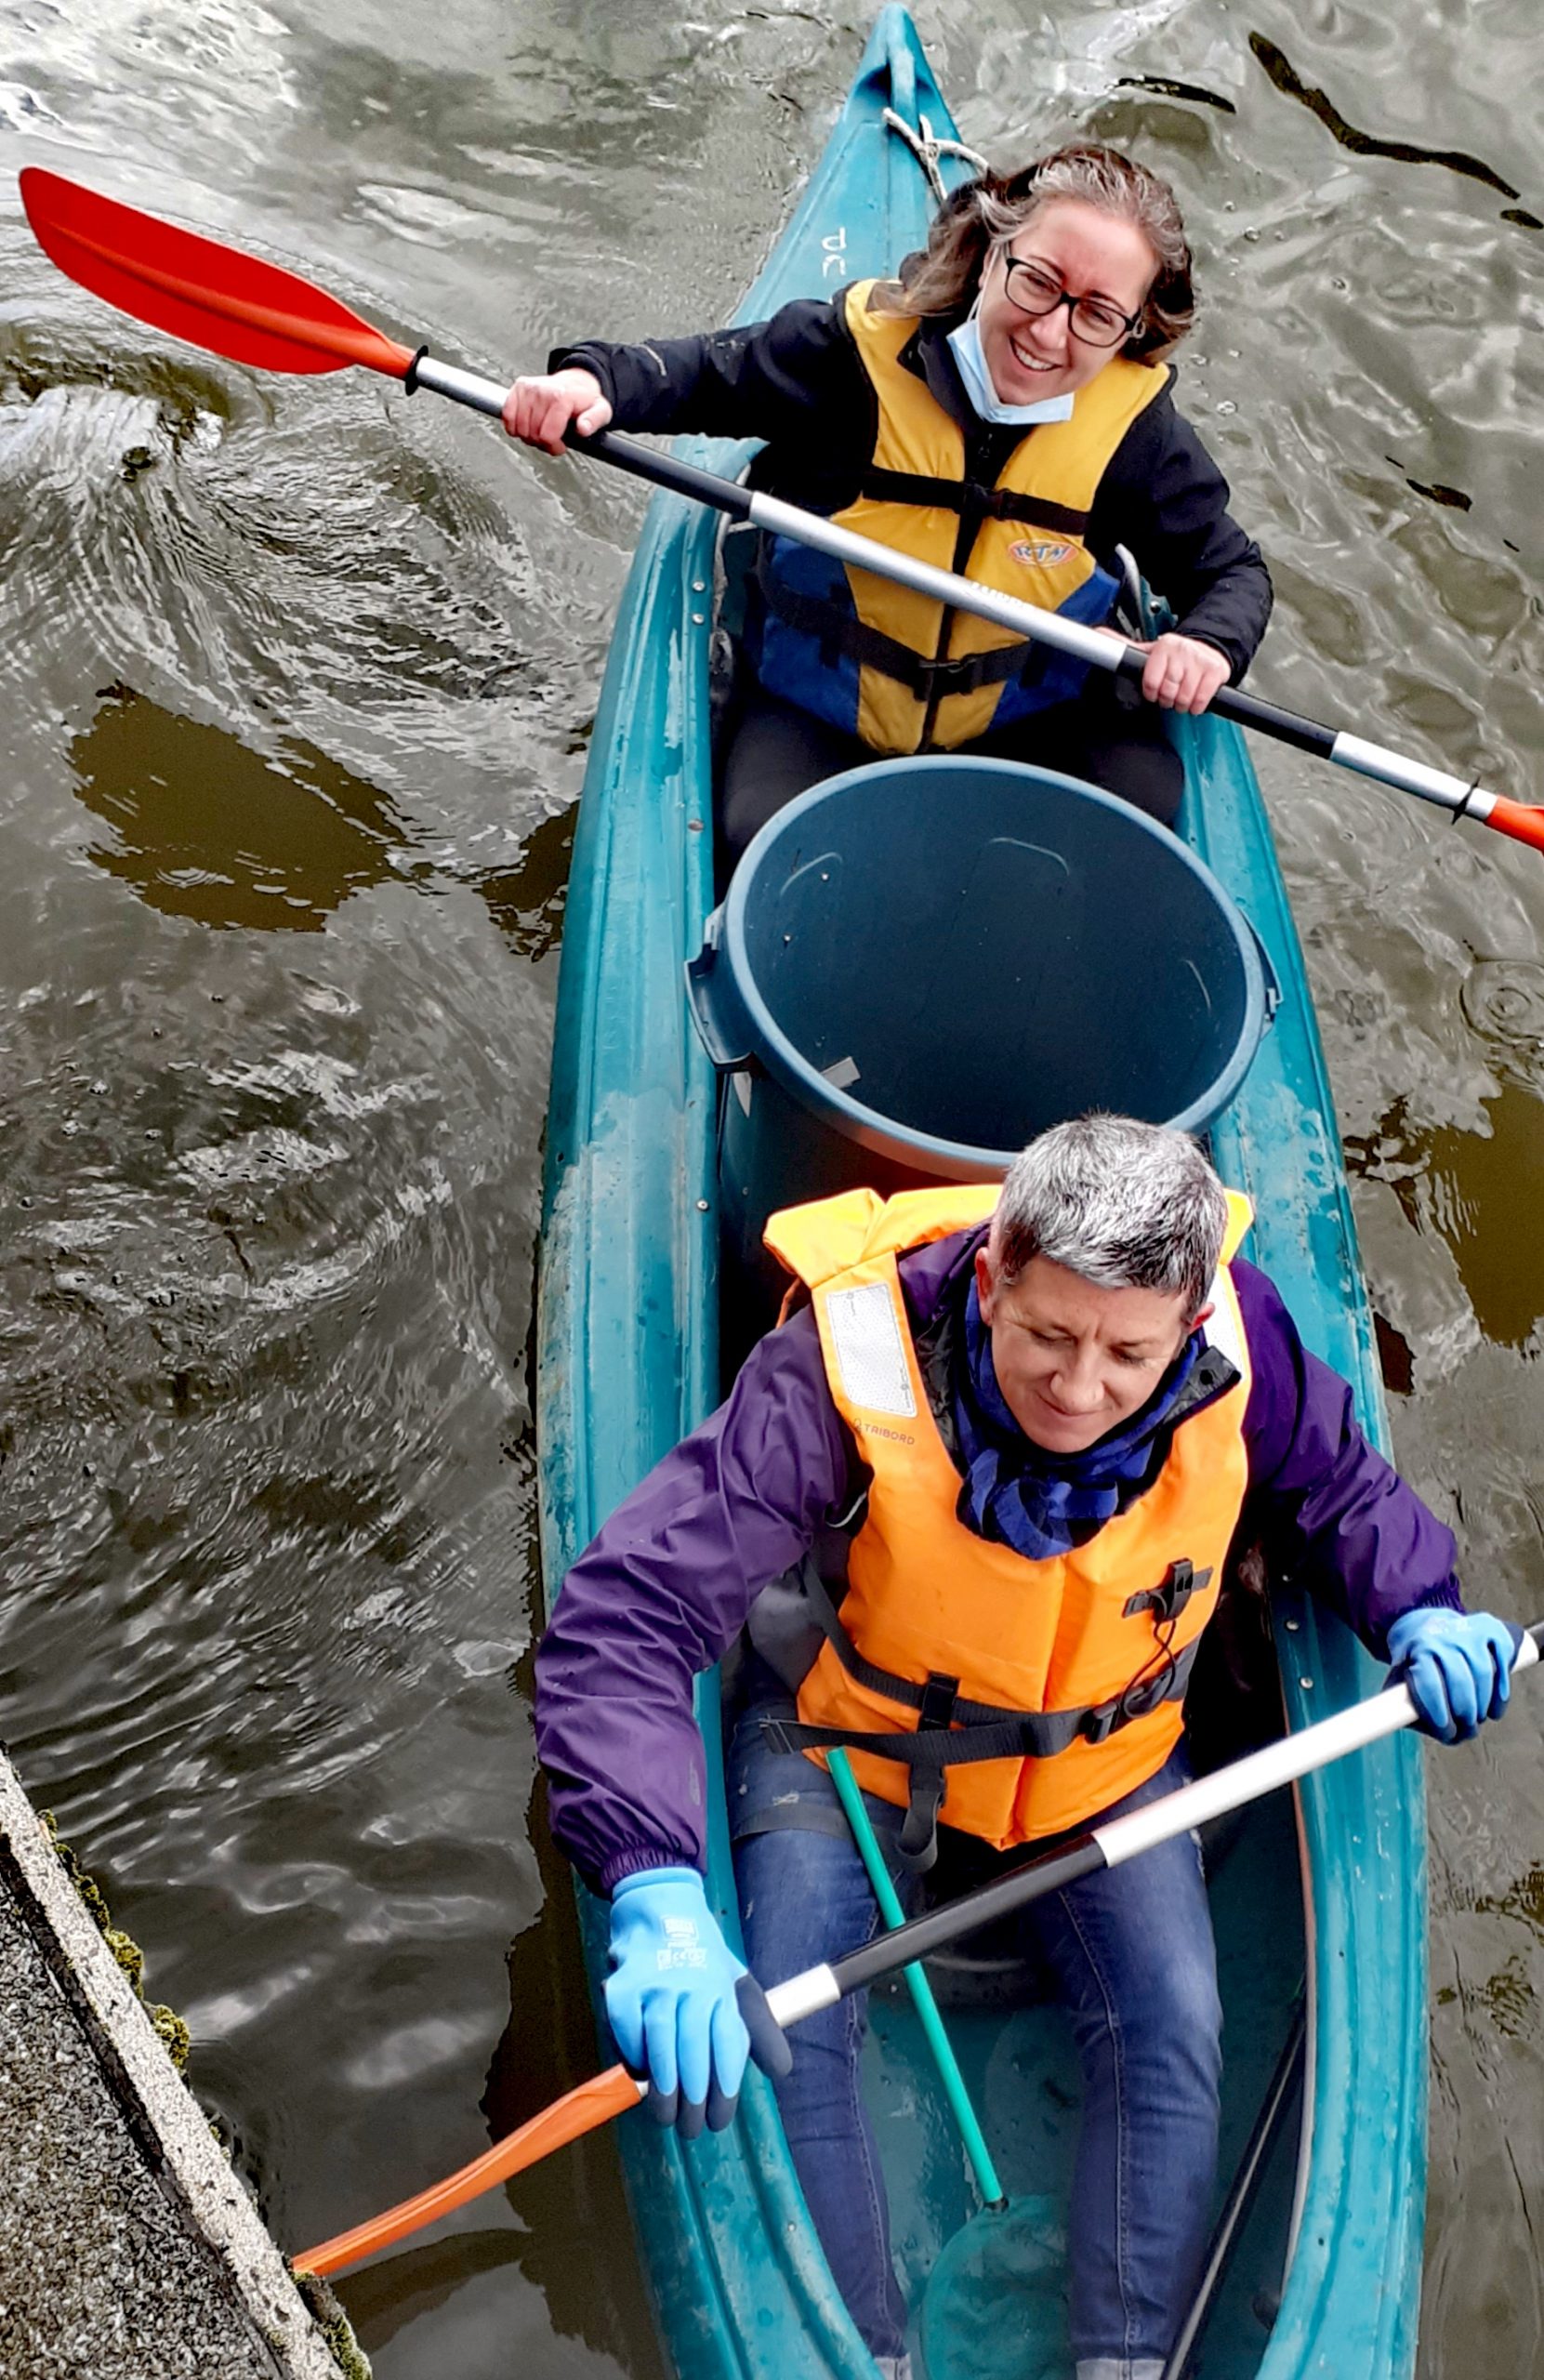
[762, 1182, 1253, 1858]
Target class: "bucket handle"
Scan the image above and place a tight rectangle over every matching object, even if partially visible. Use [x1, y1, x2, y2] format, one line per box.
[1244, 915, 1283, 1025]
[684, 912, 759, 1073]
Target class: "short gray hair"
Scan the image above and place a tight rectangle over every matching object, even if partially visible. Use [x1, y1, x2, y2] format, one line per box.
[992, 1116, 1227, 1317]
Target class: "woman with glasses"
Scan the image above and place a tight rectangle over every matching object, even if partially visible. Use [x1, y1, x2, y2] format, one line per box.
[505, 145, 1271, 867]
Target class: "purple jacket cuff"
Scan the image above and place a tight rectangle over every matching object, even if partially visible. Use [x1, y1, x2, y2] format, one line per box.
[600, 1847, 706, 1897]
[1367, 1574, 1465, 1659]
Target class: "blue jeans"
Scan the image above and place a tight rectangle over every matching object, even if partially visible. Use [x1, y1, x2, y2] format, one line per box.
[728, 1697, 1221, 2369]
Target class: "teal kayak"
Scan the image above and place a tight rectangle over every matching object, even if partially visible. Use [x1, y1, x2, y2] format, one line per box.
[536, 9, 1426, 2374]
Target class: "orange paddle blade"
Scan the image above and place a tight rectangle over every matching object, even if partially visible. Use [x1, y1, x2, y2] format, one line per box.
[291, 2062, 645, 2279]
[1486, 797, 1544, 855]
[19, 166, 415, 381]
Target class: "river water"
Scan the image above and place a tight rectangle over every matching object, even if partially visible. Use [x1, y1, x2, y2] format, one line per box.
[0, 3, 1539, 2375]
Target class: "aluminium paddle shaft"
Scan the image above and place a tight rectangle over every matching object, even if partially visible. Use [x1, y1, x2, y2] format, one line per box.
[765, 1620, 1543, 2024]
[569, 424, 1542, 848]
[413, 349, 1543, 851]
[293, 1621, 1542, 2276]
[17, 163, 1544, 858]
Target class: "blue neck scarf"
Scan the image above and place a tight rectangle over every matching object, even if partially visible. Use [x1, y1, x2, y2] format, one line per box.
[954, 1278, 1205, 1560]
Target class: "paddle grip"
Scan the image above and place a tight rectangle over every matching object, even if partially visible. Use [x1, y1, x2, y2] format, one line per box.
[1210, 681, 1338, 757]
[1119, 646, 1341, 756]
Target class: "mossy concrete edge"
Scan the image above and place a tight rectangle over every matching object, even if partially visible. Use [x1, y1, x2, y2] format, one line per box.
[0, 1746, 349, 2380]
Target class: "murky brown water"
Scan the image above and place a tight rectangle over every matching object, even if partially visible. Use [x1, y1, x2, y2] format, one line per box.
[0, 3, 1540, 2374]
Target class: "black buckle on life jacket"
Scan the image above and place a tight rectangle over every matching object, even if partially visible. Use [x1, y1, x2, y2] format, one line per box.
[1077, 1699, 1122, 1747]
[899, 1770, 946, 1873]
[1077, 1664, 1177, 1746]
[896, 1673, 958, 1873]
[919, 652, 992, 699]
[917, 1671, 960, 1731]
[1124, 1560, 1212, 1625]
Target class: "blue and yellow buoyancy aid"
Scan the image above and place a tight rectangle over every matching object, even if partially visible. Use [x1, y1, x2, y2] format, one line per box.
[750, 279, 1171, 756]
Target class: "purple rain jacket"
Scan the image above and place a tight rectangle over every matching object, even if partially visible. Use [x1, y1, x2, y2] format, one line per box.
[535, 1230, 1461, 1897]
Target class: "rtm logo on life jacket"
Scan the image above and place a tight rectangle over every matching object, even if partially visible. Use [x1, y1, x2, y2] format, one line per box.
[1010, 538, 1076, 569]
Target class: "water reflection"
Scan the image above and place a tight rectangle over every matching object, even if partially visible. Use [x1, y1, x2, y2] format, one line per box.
[1346, 944, 1544, 1355]
[339, 2233, 531, 2358]
[477, 1830, 669, 2378]
[476, 805, 574, 961]
[1420, 1087, 1544, 1353]
[73, 685, 418, 931]
[0, 271, 581, 823]
[0, 0, 297, 161]
[1115, 73, 1235, 116]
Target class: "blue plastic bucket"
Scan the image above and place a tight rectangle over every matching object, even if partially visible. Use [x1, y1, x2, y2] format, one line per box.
[686, 759, 1270, 1272]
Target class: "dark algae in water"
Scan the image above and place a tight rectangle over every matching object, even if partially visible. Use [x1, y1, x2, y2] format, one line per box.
[1249, 32, 1531, 210]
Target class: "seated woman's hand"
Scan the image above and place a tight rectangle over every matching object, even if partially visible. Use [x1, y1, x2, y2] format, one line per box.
[1135, 630, 1232, 715]
[605, 1866, 791, 2136]
[1386, 1608, 1518, 1743]
[501, 367, 613, 455]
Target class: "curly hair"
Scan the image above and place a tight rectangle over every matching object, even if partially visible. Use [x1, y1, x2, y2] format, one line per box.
[871, 143, 1195, 364]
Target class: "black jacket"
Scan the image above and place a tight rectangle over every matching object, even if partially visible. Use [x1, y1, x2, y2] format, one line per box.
[554, 297, 1273, 681]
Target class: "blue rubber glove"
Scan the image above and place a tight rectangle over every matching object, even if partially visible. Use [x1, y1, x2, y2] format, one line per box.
[1386, 1608, 1518, 1744]
[606, 1866, 791, 2136]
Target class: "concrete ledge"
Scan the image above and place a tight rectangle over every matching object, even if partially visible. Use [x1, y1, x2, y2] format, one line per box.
[0, 1746, 350, 2379]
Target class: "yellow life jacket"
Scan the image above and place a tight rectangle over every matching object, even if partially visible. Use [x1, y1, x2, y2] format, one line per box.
[751, 280, 1170, 755]
[761, 1181, 1253, 1859]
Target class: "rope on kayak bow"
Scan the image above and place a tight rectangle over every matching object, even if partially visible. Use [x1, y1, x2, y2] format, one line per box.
[882, 107, 988, 204]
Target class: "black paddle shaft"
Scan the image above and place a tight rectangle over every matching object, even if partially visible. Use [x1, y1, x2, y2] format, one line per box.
[796, 1619, 1543, 2011]
[830, 1832, 1106, 1995]
[580, 426, 1342, 757]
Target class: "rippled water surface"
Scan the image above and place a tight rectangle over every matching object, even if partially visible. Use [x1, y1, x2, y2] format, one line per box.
[1, 4, 1540, 2375]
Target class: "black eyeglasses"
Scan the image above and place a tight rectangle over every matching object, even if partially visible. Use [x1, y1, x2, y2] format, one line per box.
[999, 255, 1142, 350]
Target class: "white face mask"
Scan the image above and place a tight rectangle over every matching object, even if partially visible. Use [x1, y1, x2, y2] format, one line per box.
[946, 307, 1076, 429]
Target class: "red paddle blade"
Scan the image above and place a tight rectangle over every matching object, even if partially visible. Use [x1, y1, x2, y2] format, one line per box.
[290, 2061, 645, 2279]
[19, 166, 415, 381]
[1486, 796, 1544, 855]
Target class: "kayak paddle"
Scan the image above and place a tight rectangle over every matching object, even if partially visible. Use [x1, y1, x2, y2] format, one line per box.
[19, 165, 1544, 859]
[290, 1620, 1541, 2279]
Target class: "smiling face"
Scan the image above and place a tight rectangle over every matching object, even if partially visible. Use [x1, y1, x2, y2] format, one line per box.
[974, 1245, 1204, 1456]
[973, 196, 1159, 408]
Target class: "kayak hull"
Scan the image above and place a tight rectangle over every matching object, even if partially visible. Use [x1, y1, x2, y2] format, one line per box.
[536, 10, 1425, 2375]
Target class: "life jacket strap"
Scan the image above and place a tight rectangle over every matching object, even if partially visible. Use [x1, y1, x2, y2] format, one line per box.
[767, 1560, 1199, 1868]
[763, 1656, 1197, 1770]
[756, 549, 1048, 701]
[858, 465, 1090, 536]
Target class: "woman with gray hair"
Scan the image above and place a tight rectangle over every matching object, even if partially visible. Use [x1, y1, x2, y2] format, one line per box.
[536, 1115, 1516, 2380]
[990, 1110, 1229, 1313]
[504, 144, 1272, 866]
